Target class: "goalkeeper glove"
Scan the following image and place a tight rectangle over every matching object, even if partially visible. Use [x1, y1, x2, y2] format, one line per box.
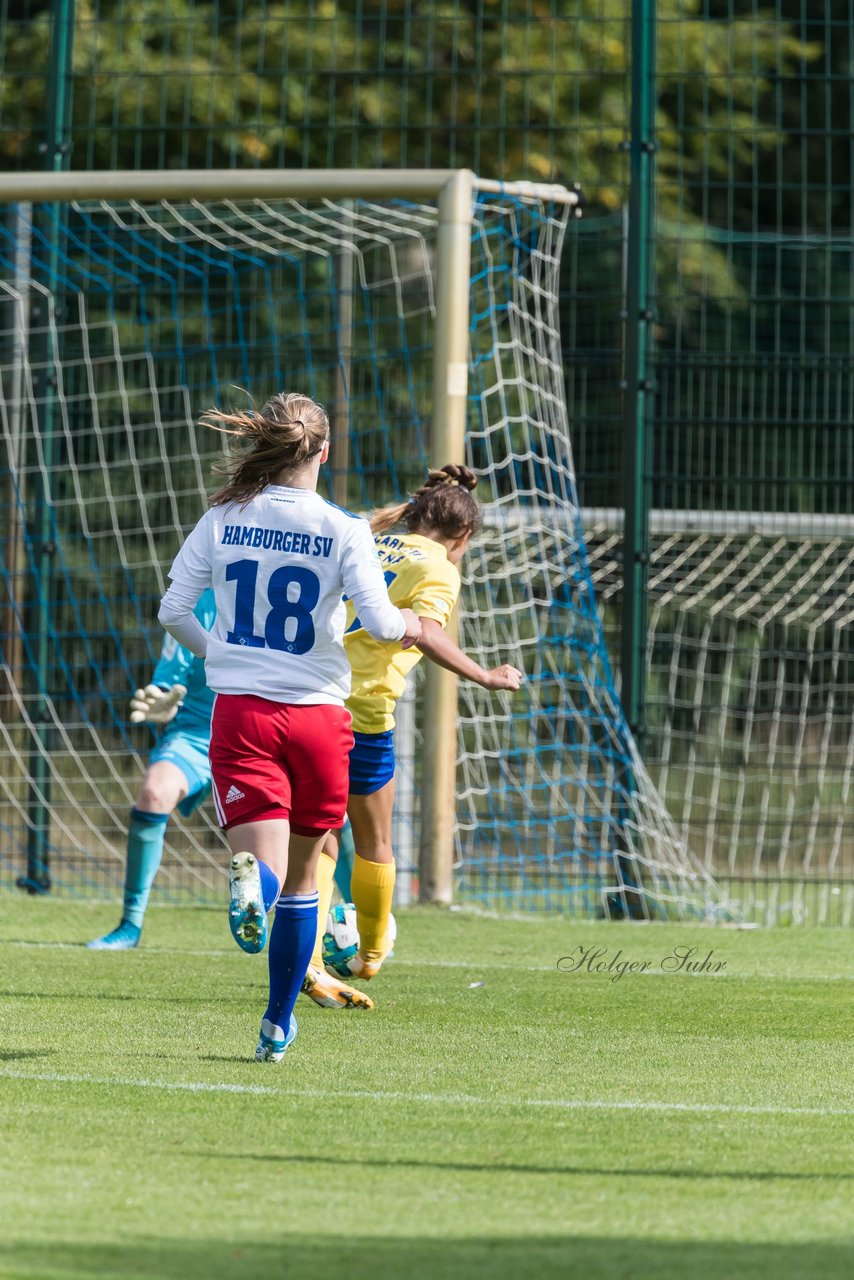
[129, 683, 187, 725]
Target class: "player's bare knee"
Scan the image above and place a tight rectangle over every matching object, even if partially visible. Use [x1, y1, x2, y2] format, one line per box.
[136, 779, 178, 813]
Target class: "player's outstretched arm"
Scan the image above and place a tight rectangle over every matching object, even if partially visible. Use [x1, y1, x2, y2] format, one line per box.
[416, 618, 522, 690]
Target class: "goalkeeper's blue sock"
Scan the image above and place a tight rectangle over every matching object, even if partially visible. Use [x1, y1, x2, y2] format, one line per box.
[122, 808, 169, 929]
[333, 820, 356, 901]
[262, 891, 319, 1035]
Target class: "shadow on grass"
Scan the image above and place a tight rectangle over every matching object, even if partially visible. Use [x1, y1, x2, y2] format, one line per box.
[1, 1236, 852, 1280]
[197, 1053, 258, 1065]
[189, 1148, 852, 1182]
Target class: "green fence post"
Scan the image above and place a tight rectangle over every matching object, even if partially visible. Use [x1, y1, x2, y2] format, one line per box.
[620, 0, 656, 754]
[21, 0, 76, 893]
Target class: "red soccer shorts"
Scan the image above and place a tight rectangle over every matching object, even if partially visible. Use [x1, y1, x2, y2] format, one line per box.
[209, 694, 354, 835]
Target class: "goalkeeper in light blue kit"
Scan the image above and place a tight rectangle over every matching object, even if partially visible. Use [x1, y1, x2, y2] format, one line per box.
[87, 589, 217, 950]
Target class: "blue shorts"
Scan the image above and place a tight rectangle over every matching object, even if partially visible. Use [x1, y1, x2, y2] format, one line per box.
[348, 730, 396, 796]
[149, 727, 212, 817]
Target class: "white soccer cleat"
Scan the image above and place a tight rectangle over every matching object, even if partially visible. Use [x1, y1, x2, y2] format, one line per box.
[228, 852, 268, 954]
[255, 1014, 297, 1063]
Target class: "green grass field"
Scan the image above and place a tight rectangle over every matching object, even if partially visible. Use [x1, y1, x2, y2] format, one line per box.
[1, 899, 851, 1280]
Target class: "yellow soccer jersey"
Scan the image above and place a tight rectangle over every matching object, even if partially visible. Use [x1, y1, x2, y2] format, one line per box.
[345, 532, 461, 734]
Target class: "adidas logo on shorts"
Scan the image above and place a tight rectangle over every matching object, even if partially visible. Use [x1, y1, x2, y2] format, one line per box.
[225, 785, 246, 804]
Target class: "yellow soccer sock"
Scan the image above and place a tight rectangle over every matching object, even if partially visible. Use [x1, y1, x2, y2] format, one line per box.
[351, 853, 396, 961]
[311, 851, 337, 970]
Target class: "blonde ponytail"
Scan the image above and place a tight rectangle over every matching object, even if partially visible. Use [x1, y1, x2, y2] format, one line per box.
[207, 392, 329, 507]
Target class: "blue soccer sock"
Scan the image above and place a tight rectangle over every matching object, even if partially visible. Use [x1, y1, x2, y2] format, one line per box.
[333, 820, 356, 901]
[262, 891, 319, 1035]
[257, 859, 281, 913]
[123, 808, 170, 929]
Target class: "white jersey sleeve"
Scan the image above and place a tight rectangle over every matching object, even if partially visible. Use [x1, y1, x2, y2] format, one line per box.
[158, 511, 215, 658]
[340, 519, 406, 643]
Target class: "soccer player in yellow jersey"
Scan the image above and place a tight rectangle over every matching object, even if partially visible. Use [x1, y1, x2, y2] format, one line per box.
[302, 463, 522, 1010]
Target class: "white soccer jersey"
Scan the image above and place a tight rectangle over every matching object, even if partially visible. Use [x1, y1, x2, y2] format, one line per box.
[158, 485, 405, 706]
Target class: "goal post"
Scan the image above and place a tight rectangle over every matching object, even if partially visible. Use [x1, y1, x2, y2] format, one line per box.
[422, 168, 473, 906]
[0, 166, 725, 922]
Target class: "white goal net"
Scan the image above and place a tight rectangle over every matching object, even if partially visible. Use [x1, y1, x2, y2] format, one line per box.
[585, 509, 854, 925]
[0, 172, 725, 920]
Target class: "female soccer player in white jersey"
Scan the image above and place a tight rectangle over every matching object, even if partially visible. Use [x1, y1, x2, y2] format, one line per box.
[157, 392, 421, 1061]
[301, 464, 522, 1010]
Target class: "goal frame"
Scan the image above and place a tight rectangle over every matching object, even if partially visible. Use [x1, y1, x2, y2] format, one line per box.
[1, 168, 582, 903]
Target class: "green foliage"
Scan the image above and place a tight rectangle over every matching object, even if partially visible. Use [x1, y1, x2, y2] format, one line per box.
[0, 1, 818, 221]
[0, 2, 52, 165]
[1, 4, 840, 518]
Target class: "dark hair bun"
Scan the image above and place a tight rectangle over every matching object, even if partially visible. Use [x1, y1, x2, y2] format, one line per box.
[430, 463, 478, 492]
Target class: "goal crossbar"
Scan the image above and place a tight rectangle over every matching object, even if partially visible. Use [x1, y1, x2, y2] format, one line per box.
[485, 507, 854, 540]
[579, 508, 854, 540]
[0, 169, 584, 208]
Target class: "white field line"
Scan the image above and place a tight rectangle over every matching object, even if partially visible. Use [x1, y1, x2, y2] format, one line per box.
[0, 1068, 850, 1118]
[2, 939, 853, 980]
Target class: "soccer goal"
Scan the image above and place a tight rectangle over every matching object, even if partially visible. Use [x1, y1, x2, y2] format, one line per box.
[583, 506, 854, 927]
[0, 167, 722, 920]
